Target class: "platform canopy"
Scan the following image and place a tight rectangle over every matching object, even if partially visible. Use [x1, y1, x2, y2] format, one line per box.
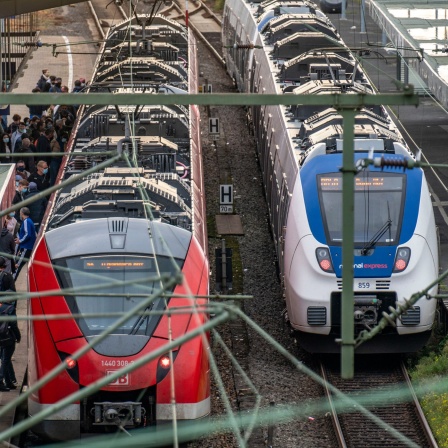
[0, 0, 87, 18]
[370, 0, 448, 108]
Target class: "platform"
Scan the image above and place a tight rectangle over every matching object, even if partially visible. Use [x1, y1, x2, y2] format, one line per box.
[10, 5, 97, 118]
[0, 268, 27, 437]
[336, 0, 448, 289]
[369, 0, 448, 107]
[0, 3, 99, 439]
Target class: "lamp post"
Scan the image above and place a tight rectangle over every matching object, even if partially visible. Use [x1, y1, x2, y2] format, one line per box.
[341, 0, 347, 20]
[360, 0, 366, 34]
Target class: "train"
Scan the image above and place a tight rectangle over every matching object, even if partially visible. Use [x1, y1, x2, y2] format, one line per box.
[27, 15, 210, 439]
[222, 0, 439, 353]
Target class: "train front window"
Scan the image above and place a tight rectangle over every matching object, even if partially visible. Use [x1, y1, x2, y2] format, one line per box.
[318, 172, 405, 246]
[54, 255, 183, 337]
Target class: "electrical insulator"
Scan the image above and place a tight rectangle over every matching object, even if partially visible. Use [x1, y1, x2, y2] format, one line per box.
[230, 43, 261, 50]
[373, 156, 414, 169]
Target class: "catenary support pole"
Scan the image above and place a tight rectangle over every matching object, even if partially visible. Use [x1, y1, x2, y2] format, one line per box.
[340, 109, 357, 379]
[341, 0, 347, 20]
[360, 0, 366, 34]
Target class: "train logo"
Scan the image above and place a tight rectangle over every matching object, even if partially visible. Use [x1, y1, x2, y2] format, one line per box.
[106, 372, 129, 386]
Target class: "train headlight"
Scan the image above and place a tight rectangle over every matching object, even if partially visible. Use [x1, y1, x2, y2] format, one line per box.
[159, 356, 171, 369]
[316, 247, 334, 273]
[65, 357, 77, 369]
[393, 247, 411, 272]
[156, 351, 179, 383]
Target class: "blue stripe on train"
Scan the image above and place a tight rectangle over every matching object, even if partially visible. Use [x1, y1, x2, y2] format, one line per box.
[300, 153, 422, 278]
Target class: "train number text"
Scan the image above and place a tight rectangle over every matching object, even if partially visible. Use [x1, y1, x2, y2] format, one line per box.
[101, 360, 134, 367]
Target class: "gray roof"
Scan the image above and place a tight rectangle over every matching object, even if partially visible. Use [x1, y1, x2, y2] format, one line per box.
[45, 218, 191, 260]
[370, 0, 448, 107]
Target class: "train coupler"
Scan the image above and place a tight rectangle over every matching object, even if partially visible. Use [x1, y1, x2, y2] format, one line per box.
[92, 401, 144, 427]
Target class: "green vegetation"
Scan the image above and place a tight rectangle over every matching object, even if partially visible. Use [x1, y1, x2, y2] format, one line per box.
[222, 236, 243, 293]
[410, 321, 448, 447]
[207, 196, 244, 294]
[207, 213, 217, 239]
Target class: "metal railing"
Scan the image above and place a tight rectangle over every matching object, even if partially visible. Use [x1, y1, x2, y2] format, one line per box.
[0, 13, 39, 92]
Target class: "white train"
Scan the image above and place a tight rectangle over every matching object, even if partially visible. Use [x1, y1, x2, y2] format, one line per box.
[222, 0, 439, 353]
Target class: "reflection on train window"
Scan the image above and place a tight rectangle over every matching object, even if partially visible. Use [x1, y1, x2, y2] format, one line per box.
[53, 255, 183, 336]
[318, 172, 405, 245]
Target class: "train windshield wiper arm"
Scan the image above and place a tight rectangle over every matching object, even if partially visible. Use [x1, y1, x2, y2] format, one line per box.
[129, 301, 154, 335]
[360, 219, 392, 255]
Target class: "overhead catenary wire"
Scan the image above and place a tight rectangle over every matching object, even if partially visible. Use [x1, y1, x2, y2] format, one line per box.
[0, 275, 180, 426]
[1, 3, 446, 444]
[0, 307, 230, 443]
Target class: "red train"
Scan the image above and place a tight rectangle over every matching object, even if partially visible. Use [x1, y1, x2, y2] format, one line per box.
[27, 15, 209, 440]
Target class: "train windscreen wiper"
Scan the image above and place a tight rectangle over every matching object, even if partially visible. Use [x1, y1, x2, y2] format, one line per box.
[129, 300, 154, 336]
[360, 219, 392, 256]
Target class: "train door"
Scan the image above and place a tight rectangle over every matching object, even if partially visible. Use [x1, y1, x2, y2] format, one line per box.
[249, 60, 260, 136]
[278, 175, 291, 278]
[271, 167, 280, 244]
[256, 106, 265, 160]
[239, 38, 247, 81]
[263, 113, 273, 169]
[233, 22, 241, 84]
[247, 60, 258, 134]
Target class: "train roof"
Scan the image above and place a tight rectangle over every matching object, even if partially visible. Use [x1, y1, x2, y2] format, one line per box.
[261, 14, 336, 36]
[46, 15, 197, 235]
[230, 0, 411, 160]
[280, 52, 364, 85]
[45, 218, 191, 260]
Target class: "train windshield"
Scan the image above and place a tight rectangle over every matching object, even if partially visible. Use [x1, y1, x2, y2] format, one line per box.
[54, 255, 183, 336]
[318, 172, 405, 246]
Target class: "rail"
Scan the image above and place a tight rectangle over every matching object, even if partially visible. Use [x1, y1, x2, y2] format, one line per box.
[320, 359, 438, 448]
[171, 0, 225, 67]
[88, 0, 128, 40]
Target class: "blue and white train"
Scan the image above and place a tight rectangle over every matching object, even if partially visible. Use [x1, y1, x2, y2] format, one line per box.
[222, 0, 439, 352]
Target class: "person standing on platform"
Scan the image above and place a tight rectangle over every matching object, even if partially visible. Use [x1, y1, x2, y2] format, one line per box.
[16, 138, 36, 173]
[4, 213, 18, 237]
[14, 207, 36, 281]
[35, 128, 53, 164]
[36, 69, 50, 91]
[28, 160, 50, 192]
[0, 263, 20, 391]
[12, 179, 29, 205]
[26, 183, 47, 232]
[6, 114, 21, 135]
[49, 77, 62, 93]
[15, 160, 30, 181]
[49, 133, 63, 186]
[0, 133, 12, 161]
[42, 75, 56, 93]
[10, 122, 26, 154]
[0, 226, 16, 274]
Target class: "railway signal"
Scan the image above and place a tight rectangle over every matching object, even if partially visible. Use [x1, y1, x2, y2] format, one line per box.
[220, 184, 233, 213]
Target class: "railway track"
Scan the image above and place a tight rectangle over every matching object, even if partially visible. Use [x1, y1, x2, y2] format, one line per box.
[161, 0, 224, 66]
[88, 0, 128, 39]
[89, 0, 223, 66]
[320, 358, 437, 448]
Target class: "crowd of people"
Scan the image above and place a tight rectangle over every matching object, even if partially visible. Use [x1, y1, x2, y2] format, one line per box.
[0, 70, 85, 391]
[0, 69, 86, 185]
[0, 204, 35, 391]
